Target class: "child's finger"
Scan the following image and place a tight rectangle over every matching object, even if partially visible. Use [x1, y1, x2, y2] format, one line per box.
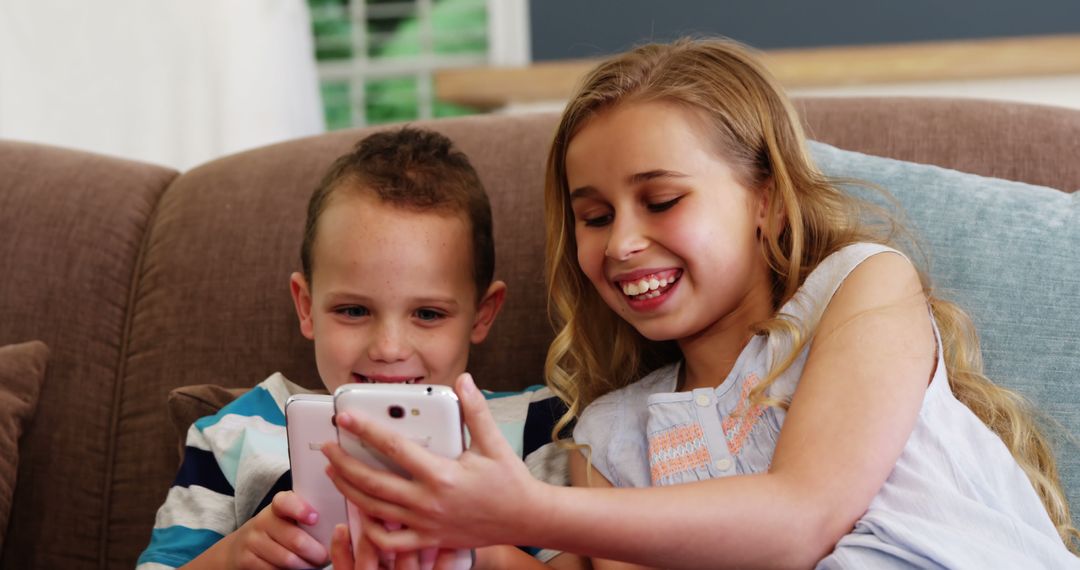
[392, 548, 421, 570]
[361, 519, 435, 554]
[269, 491, 317, 525]
[334, 411, 449, 479]
[252, 532, 317, 570]
[265, 517, 331, 567]
[354, 511, 387, 570]
[325, 462, 423, 529]
[331, 523, 361, 570]
[432, 547, 471, 570]
[455, 373, 509, 455]
[322, 441, 416, 505]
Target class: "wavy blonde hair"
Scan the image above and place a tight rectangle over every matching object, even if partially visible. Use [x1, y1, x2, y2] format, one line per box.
[543, 37, 1079, 551]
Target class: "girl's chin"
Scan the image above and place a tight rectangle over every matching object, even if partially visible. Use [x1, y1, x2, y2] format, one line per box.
[624, 317, 689, 343]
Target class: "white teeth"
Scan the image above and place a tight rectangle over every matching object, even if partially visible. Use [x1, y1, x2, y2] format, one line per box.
[620, 273, 678, 297]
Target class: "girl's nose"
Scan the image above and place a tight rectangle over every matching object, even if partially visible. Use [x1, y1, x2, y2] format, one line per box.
[604, 216, 649, 260]
[368, 324, 411, 363]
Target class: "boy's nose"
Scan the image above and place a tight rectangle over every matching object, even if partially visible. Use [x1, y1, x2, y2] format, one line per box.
[605, 217, 648, 260]
[368, 325, 411, 362]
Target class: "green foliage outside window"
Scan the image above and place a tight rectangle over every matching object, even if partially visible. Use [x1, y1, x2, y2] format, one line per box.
[309, 0, 486, 127]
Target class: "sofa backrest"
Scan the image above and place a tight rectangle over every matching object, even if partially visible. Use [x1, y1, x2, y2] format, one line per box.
[0, 142, 177, 568]
[1, 98, 1078, 568]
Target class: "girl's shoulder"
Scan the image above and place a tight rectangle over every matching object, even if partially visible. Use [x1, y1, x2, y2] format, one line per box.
[779, 242, 906, 324]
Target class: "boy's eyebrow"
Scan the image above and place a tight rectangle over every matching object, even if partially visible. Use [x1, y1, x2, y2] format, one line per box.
[324, 291, 372, 304]
[325, 291, 461, 309]
[412, 297, 460, 309]
[569, 169, 689, 200]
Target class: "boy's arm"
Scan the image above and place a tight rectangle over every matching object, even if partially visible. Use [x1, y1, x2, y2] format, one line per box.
[137, 426, 238, 569]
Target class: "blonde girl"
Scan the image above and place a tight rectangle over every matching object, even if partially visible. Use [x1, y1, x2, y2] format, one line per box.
[322, 38, 1079, 569]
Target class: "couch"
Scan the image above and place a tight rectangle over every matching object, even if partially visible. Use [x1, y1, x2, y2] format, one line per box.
[1, 97, 1078, 568]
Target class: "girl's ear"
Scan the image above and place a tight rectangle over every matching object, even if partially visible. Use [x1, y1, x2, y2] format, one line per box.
[754, 179, 772, 232]
[290, 272, 316, 340]
[470, 280, 507, 344]
[755, 177, 782, 237]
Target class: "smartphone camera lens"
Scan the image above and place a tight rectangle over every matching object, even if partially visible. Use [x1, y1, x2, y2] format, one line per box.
[388, 405, 405, 419]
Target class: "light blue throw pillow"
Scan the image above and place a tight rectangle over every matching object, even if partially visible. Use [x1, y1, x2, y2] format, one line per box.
[809, 141, 1080, 524]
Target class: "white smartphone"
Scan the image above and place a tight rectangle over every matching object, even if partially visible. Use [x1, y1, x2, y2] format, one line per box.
[284, 394, 348, 558]
[333, 383, 471, 570]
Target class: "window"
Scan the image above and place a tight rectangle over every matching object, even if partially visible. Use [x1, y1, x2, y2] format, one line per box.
[308, 0, 528, 128]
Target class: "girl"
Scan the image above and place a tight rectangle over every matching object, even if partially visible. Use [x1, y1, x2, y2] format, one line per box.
[321, 38, 1080, 568]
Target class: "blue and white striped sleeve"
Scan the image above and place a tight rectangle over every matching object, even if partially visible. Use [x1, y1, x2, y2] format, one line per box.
[136, 422, 238, 569]
[137, 375, 295, 569]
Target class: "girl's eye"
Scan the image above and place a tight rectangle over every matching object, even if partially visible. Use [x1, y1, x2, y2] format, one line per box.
[647, 196, 683, 213]
[415, 308, 446, 322]
[337, 306, 369, 318]
[582, 213, 613, 227]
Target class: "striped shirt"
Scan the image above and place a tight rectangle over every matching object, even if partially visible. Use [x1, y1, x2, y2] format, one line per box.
[138, 373, 568, 569]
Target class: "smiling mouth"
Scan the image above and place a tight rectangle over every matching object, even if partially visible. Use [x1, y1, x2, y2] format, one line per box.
[616, 269, 682, 300]
[353, 373, 425, 384]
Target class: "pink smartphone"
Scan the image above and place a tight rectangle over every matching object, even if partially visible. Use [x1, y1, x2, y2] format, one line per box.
[333, 383, 472, 570]
[284, 394, 348, 557]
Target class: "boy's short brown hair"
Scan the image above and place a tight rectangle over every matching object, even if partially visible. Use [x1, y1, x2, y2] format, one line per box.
[301, 127, 494, 298]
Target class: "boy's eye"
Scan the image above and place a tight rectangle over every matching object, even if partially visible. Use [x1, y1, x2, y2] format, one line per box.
[415, 308, 446, 322]
[646, 196, 683, 213]
[337, 306, 369, 318]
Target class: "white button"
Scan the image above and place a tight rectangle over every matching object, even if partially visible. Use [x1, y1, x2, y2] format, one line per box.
[695, 394, 710, 407]
[714, 458, 733, 471]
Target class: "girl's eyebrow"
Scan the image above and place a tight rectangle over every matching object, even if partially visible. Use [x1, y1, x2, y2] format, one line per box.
[628, 169, 688, 185]
[570, 169, 689, 200]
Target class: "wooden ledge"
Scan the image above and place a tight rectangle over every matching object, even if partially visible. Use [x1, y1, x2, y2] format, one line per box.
[435, 34, 1080, 109]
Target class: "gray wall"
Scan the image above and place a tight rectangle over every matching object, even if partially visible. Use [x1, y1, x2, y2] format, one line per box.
[530, 1, 1080, 61]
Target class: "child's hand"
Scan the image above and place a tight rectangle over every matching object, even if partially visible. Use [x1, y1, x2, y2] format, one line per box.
[330, 521, 467, 570]
[226, 490, 329, 569]
[322, 373, 545, 554]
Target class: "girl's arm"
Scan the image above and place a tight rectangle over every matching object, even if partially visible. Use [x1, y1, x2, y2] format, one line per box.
[325, 252, 934, 569]
[567, 448, 658, 570]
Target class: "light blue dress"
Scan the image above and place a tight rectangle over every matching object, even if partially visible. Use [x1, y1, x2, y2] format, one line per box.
[574, 243, 1079, 568]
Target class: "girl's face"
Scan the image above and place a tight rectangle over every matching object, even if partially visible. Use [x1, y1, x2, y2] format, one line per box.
[565, 100, 774, 345]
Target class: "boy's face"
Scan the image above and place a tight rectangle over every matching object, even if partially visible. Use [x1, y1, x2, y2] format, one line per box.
[290, 190, 505, 394]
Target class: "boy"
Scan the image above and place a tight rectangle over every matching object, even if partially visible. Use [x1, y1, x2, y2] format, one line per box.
[137, 128, 576, 569]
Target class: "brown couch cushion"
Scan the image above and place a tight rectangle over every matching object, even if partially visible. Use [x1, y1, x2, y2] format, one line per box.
[796, 97, 1080, 193]
[166, 384, 249, 461]
[0, 340, 48, 545]
[0, 140, 176, 569]
[166, 383, 332, 459]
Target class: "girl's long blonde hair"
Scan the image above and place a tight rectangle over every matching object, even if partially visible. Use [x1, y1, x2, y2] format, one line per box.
[543, 37, 1078, 551]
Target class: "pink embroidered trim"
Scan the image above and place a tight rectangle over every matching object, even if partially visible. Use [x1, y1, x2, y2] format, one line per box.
[648, 423, 709, 484]
[721, 373, 765, 455]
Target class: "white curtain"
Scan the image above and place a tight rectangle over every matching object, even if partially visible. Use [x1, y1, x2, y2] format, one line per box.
[0, 0, 325, 170]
